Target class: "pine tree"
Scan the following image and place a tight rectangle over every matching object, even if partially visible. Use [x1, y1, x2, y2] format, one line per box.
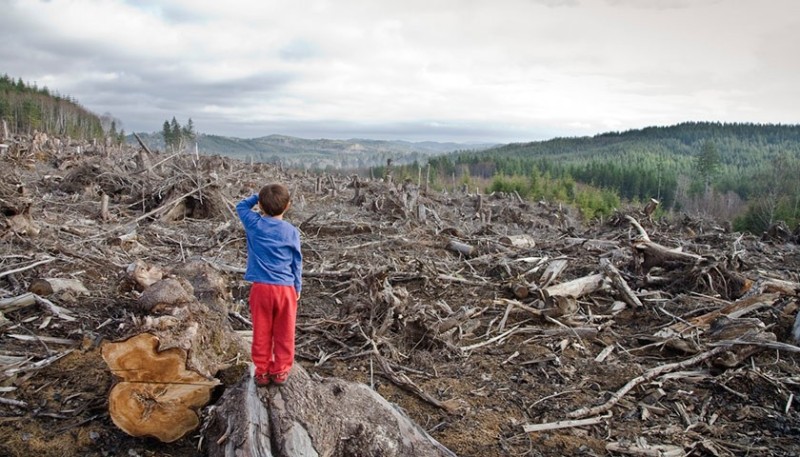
[162, 120, 172, 149]
[696, 140, 721, 190]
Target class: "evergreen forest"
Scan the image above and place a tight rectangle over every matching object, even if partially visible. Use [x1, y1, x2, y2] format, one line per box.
[387, 122, 800, 233]
[0, 74, 105, 139]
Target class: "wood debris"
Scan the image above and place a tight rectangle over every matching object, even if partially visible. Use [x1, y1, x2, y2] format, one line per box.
[1, 132, 799, 456]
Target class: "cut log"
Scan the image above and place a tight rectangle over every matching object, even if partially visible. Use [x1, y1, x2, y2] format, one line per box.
[103, 265, 249, 442]
[101, 333, 220, 442]
[542, 273, 610, 300]
[206, 364, 457, 457]
[510, 281, 530, 299]
[643, 198, 659, 219]
[28, 278, 89, 297]
[446, 239, 475, 257]
[499, 234, 536, 249]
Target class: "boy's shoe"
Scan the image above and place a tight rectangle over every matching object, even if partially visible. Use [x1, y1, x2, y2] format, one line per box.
[271, 371, 289, 385]
[254, 373, 271, 387]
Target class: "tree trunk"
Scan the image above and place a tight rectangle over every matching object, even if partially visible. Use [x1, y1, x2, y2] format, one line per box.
[206, 364, 458, 457]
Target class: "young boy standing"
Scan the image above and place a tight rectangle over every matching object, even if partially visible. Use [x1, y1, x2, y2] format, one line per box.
[236, 184, 302, 386]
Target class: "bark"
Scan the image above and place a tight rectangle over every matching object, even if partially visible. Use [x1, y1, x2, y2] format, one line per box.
[538, 258, 568, 288]
[206, 364, 458, 457]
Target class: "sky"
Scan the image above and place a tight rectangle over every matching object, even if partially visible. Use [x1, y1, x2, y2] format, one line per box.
[1, 0, 798, 143]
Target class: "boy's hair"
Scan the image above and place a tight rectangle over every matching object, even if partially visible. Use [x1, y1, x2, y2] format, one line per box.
[258, 184, 291, 216]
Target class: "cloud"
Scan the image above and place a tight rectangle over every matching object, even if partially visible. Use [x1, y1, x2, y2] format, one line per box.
[1, 0, 797, 143]
[603, 0, 721, 9]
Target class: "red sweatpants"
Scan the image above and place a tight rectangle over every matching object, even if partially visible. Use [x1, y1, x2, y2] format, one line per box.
[249, 283, 298, 376]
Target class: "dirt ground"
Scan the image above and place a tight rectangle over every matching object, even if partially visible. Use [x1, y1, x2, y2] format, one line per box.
[1, 135, 799, 456]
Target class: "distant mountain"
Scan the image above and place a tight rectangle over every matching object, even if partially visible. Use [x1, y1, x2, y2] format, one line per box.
[129, 132, 495, 169]
[431, 121, 800, 228]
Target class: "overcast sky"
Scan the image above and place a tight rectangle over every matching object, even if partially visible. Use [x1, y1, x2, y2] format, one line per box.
[2, 0, 798, 143]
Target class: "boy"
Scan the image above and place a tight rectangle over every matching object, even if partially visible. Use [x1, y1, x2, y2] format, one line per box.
[236, 184, 302, 386]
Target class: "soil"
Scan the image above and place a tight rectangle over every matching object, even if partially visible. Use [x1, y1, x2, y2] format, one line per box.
[1, 134, 799, 456]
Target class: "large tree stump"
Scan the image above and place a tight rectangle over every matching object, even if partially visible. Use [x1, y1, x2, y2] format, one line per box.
[206, 364, 458, 457]
[102, 271, 249, 442]
[101, 333, 220, 442]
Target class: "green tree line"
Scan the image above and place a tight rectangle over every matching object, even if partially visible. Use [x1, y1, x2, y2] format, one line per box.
[0, 74, 105, 139]
[381, 122, 800, 233]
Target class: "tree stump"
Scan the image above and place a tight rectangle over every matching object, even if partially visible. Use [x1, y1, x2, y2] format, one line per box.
[101, 333, 220, 442]
[206, 364, 458, 457]
[102, 269, 249, 442]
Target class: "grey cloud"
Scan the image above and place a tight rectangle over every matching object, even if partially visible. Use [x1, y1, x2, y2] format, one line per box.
[78, 70, 295, 132]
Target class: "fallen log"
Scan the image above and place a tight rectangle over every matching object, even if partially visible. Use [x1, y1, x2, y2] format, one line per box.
[600, 258, 643, 308]
[499, 234, 536, 249]
[0, 292, 76, 321]
[661, 293, 779, 337]
[568, 346, 728, 419]
[28, 277, 89, 297]
[632, 239, 704, 273]
[542, 273, 610, 300]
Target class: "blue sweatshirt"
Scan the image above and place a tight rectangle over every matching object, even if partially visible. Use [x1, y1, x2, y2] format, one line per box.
[236, 195, 302, 294]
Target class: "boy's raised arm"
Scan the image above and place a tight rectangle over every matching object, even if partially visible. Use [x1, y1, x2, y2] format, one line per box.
[236, 194, 260, 224]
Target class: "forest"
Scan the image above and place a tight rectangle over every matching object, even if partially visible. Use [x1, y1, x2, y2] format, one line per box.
[0, 74, 108, 140]
[386, 122, 800, 234]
